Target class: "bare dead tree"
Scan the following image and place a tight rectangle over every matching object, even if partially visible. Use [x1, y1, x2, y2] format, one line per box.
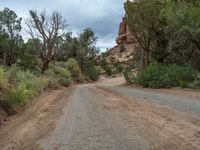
[26, 10, 67, 73]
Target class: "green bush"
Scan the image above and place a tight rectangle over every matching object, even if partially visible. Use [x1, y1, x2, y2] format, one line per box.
[189, 73, 200, 89]
[43, 70, 60, 89]
[117, 65, 124, 73]
[114, 62, 124, 73]
[48, 62, 73, 87]
[18, 51, 38, 71]
[120, 44, 125, 53]
[7, 66, 48, 93]
[0, 66, 49, 114]
[124, 69, 135, 84]
[131, 63, 196, 88]
[66, 58, 84, 83]
[50, 60, 84, 84]
[7, 65, 19, 85]
[165, 65, 195, 87]
[135, 64, 168, 88]
[16, 70, 47, 94]
[50, 61, 68, 70]
[95, 66, 103, 75]
[0, 66, 9, 91]
[84, 63, 100, 81]
[58, 68, 72, 86]
[99, 58, 108, 70]
[105, 66, 112, 76]
[5, 83, 34, 113]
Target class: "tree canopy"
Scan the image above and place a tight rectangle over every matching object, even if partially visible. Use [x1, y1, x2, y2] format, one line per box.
[125, 0, 200, 69]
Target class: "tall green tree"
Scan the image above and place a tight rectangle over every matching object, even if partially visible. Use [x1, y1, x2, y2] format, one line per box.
[0, 7, 23, 65]
[19, 39, 39, 71]
[125, 0, 200, 68]
[77, 28, 99, 70]
[161, 0, 200, 68]
[59, 32, 80, 60]
[59, 28, 99, 70]
[125, 0, 173, 67]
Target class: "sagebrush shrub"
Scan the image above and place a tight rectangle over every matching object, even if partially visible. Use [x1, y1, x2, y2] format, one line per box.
[2, 68, 49, 113]
[48, 62, 73, 87]
[58, 68, 72, 86]
[43, 70, 60, 89]
[7, 65, 19, 85]
[0, 66, 9, 91]
[16, 70, 44, 94]
[5, 83, 34, 113]
[66, 58, 84, 82]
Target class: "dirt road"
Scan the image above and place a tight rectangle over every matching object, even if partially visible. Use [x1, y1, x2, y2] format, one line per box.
[0, 77, 200, 150]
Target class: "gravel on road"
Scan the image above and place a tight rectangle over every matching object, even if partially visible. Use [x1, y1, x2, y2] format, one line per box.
[98, 86, 200, 117]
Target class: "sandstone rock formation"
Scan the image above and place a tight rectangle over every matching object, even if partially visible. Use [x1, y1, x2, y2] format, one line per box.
[105, 16, 136, 64]
[116, 17, 135, 45]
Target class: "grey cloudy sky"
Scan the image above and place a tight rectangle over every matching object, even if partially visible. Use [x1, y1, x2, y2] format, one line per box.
[0, 0, 125, 51]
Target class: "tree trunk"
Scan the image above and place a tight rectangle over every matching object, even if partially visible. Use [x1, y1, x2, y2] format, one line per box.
[144, 50, 150, 68]
[141, 50, 145, 69]
[41, 61, 49, 74]
[140, 50, 151, 69]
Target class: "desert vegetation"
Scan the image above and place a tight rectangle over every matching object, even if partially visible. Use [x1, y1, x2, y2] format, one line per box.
[124, 0, 200, 89]
[0, 8, 100, 117]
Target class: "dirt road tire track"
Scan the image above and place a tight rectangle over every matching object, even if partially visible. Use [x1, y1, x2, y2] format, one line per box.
[95, 86, 200, 149]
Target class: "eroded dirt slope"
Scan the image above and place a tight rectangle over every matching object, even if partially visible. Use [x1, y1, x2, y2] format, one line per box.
[0, 88, 74, 150]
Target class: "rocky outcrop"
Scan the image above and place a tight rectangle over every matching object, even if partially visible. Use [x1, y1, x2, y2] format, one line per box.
[116, 17, 135, 45]
[105, 16, 137, 64]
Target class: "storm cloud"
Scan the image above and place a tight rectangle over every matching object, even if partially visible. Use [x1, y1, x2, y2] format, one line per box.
[0, 0, 125, 51]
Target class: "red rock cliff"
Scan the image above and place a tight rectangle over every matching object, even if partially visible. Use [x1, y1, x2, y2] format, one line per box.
[106, 16, 136, 64]
[116, 17, 135, 45]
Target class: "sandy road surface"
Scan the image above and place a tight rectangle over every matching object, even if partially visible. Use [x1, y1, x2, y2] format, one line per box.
[0, 77, 200, 150]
